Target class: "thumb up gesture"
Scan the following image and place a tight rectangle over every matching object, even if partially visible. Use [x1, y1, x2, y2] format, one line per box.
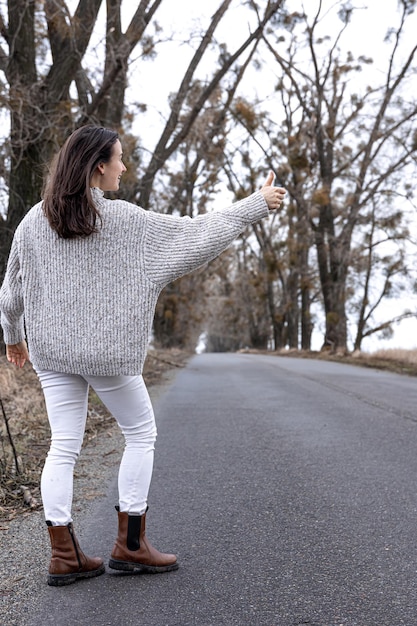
[260, 171, 286, 210]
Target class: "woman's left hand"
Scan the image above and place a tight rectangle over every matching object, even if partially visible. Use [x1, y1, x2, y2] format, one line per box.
[260, 171, 286, 210]
[6, 341, 30, 368]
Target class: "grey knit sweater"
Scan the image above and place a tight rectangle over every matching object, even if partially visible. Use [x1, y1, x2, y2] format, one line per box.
[0, 188, 269, 375]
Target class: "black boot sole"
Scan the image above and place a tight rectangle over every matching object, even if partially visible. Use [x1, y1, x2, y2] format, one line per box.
[47, 563, 106, 586]
[108, 558, 178, 574]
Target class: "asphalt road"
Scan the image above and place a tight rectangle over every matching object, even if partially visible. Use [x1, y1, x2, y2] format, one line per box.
[28, 353, 417, 626]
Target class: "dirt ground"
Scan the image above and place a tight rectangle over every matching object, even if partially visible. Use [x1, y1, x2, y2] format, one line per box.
[0, 348, 191, 522]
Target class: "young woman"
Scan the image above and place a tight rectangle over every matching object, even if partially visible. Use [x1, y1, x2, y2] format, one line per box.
[0, 125, 286, 586]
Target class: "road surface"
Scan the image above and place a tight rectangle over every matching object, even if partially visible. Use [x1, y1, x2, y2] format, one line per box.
[28, 353, 417, 625]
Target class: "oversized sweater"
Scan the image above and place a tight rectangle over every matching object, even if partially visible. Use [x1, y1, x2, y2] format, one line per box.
[0, 188, 269, 376]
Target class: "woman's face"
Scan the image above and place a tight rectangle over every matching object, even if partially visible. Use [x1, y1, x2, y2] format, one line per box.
[97, 140, 127, 191]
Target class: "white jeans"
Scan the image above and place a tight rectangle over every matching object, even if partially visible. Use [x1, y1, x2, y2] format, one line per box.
[36, 370, 157, 525]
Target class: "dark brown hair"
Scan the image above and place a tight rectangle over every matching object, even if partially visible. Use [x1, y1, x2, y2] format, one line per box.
[42, 125, 119, 238]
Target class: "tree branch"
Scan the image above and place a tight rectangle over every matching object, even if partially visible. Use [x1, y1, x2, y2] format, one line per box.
[0, 9, 9, 44]
[139, 0, 284, 207]
[78, 0, 164, 124]
[44, 0, 103, 102]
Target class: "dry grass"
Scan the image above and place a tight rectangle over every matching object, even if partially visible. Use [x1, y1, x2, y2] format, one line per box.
[0, 348, 190, 521]
[364, 348, 417, 366]
[0, 361, 48, 519]
[319, 347, 417, 376]
[241, 346, 417, 376]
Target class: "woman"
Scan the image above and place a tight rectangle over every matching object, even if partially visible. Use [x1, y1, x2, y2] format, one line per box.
[0, 125, 286, 586]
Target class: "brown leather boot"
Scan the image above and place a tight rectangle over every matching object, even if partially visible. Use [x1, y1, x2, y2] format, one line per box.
[46, 521, 105, 586]
[109, 506, 178, 573]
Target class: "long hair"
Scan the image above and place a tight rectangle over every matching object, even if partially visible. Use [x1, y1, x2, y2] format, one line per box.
[42, 125, 119, 238]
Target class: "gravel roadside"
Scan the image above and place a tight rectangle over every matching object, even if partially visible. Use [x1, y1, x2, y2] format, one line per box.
[0, 367, 181, 626]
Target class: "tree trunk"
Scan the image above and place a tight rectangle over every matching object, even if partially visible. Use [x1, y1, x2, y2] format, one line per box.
[300, 281, 312, 350]
[315, 226, 348, 351]
[0, 0, 38, 271]
[0, 0, 162, 283]
[286, 269, 299, 348]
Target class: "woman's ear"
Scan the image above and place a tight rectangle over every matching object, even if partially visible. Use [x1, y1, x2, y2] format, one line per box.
[97, 162, 105, 175]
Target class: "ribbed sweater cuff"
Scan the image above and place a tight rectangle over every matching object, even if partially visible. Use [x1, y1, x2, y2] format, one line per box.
[1, 321, 25, 345]
[240, 191, 270, 223]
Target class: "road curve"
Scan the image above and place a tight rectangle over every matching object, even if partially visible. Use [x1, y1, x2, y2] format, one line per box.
[28, 353, 417, 626]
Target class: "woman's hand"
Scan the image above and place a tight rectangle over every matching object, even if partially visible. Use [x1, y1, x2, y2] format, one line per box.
[6, 341, 30, 368]
[260, 171, 286, 210]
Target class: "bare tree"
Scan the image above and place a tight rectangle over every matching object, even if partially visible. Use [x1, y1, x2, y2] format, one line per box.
[0, 0, 163, 277]
[349, 196, 416, 350]
[260, 1, 417, 352]
[136, 0, 286, 208]
[220, 95, 318, 351]
[204, 246, 271, 352]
